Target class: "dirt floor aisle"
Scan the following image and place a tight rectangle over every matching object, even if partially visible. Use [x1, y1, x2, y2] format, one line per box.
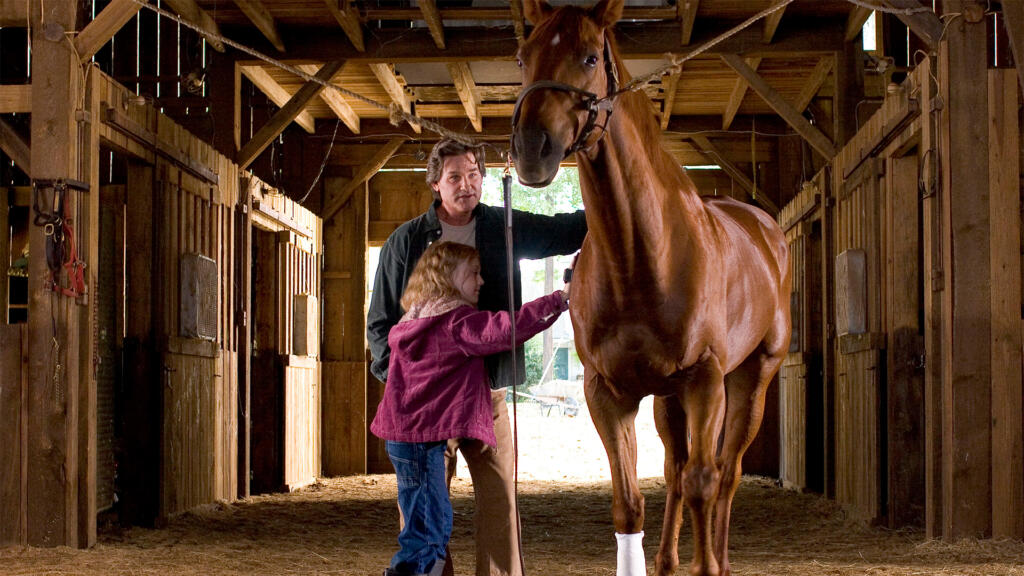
[2, 473, 1023, 575]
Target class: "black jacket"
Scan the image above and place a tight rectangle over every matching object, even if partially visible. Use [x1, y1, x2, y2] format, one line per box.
[367, 200, 587, 389]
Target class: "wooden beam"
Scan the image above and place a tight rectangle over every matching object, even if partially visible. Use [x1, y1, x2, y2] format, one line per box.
[162, 0, 226, 52]
[722, 57, 761, 130]
[240, 66, 316, 133]
[689, 135, 778, 215]
[447, 62, 482, 132]
[845, 5, 873, 42]
[72, 0, 142, 62]
[762, 0, 787, 43]
[0, 117, 30, 175]
[232, 0, 285, 53]
[939, 1, 991, 539]
[720, 53, 836, 159]
[0, 85, 32, 114]
[325, 0, 365, 52]
[883, 0, 942, 49]
[369, 63, 421, 134]
[999, 0, 1024, 97]
[0, 0, 27, 27]
[238, 61, 345, 169]
[28, 0, 82, 548]
[793, 56, 835, 113]
[509, 0, 526, 45]
[297, 64, 359, 134]
[988, 68, 1024, 540]
[418, 0, 446, 50]
[660, 69, 681, 130]
[323, 137, 405, 222]
[677, 0, 700, 45]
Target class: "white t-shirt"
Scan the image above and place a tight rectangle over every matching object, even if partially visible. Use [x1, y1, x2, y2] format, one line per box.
[440, 218, 476, 248]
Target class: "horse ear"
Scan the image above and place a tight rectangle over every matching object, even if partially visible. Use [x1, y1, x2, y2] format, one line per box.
[523, 0, 554, 25]
[590, 0, 624, 28]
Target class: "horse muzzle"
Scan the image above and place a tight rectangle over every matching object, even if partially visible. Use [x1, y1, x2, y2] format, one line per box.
[511, 127, 563, 188]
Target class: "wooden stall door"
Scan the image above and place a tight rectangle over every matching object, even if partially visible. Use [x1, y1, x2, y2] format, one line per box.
[833, 158, 886, 523]
[251, 228, 284, 494]
[778, 178, 825, 493]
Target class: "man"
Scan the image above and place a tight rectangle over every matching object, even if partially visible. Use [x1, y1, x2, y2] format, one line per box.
[367, 138, 587, 576]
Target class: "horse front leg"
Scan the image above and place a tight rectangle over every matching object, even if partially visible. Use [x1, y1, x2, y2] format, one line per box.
[679, 352, 726, 576]
[653, 396, 688, 576]
[584, 367, 646, 576]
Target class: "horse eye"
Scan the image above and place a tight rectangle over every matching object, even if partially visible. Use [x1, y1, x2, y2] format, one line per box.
[584, 55, 599, 68]
[516, 58, 523, 68]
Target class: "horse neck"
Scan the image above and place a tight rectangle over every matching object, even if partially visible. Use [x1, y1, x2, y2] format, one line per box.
[576, 91, 707, 258]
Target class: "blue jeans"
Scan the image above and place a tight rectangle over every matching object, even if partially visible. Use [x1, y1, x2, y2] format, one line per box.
[387, 441, 451, 575]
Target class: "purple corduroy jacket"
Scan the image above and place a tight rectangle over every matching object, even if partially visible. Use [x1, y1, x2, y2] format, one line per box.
[370, 292, 568, 447]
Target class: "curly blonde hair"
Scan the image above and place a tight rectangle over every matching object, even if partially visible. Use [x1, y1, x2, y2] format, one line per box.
[401, 241, 481, 311]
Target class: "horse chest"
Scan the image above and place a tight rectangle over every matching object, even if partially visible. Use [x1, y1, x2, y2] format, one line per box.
[570, 299, 714, 383]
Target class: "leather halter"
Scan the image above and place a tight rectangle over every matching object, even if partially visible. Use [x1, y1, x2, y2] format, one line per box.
[511, 34, 619, 158]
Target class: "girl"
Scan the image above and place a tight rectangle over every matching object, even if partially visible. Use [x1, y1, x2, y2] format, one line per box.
[371, 241, 570, 576]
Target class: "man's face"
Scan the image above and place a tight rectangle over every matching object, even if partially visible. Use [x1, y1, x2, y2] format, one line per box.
[432, 152, 482, 223]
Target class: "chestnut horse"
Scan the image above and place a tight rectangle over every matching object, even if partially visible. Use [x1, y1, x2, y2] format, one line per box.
[511, 2, 791, 575]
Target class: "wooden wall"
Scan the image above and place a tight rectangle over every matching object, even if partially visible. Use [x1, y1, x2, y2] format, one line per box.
[0, 325, 27, 546]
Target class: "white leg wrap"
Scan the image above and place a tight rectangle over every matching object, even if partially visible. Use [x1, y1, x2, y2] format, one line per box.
[615, 531, 646, 576]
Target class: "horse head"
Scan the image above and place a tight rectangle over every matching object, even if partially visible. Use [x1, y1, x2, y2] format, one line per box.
[511, 0, 624, 188]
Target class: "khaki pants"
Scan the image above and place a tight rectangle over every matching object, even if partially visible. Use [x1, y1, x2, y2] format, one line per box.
[443, 390, 522, 576]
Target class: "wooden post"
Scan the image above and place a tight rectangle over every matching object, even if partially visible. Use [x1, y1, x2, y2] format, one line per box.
[1, 187, 8, 322]
[321, 174, 368, 476]
[235, 180, 252, 499]
[27, 0, 81, 547]
[939, 3, 992, 539]
[75, 64, 102, 548]
[988, 69, 1024, 540]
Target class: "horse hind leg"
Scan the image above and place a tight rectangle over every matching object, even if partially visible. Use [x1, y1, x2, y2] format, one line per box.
[583, 368, 646, 575]
[653, 395, 688, 576]
[713, 348, 784, 576]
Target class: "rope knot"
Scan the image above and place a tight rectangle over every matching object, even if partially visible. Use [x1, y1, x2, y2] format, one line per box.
[387, 103, 404, 127]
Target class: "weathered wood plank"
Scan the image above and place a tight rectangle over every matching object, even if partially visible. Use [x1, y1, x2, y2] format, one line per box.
[72, 0, 142, 62]
[939, 5, 991, 539]
[232, 0, 285, 53]
[0, 326, 25, 545]
[0, 84, 31, 114]
[988, 69, 1023, 540]
[0, 116, 29, 177]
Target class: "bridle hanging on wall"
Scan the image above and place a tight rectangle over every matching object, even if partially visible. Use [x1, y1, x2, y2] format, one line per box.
[32, 178, 88, 300]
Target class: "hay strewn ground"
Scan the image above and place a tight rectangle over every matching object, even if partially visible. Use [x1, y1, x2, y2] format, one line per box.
[3, 401, 1022, 575]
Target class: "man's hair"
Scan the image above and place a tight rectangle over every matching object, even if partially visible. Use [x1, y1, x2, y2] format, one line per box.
[401, 241, 480, 311]
[425, 139, 487, 199]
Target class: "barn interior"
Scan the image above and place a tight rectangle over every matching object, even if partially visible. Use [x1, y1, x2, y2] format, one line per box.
[1, 0, 1022, 555]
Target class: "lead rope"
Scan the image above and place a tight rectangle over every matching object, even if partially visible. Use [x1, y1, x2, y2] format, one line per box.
[502, 158, 527, 576]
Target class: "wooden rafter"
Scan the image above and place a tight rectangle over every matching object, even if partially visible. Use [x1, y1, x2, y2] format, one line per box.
[883, 0, 942, 48]
[677, 0, 700, 45]
[369, 63, 421, 134]
[720, 53, 836, 159]
[722, 57, 762, 130]
[447, 62, 482, 132]
[325, 0, 365, 52]
[793, 57, 834, 113]
[0, 116, 30, 174]
[233, 0, 285, 53]
[297, 64, 359, 134]
[762, 0, 787, 43]
[690, 134, 778, 215]
[73, 0, 142, 62]
[509, 0, 526, 45]
[366, 6, 676, 21]
[240, 65, 316, 133]
[323, 137, 406, 221]
[845, 5, 874, 41]
[238, 61, 345, 169]
[419, 0, 446, 50]
[660, 68, 681, 130]
[0, 84, 31, 114]
[162, 0, 226, 52]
